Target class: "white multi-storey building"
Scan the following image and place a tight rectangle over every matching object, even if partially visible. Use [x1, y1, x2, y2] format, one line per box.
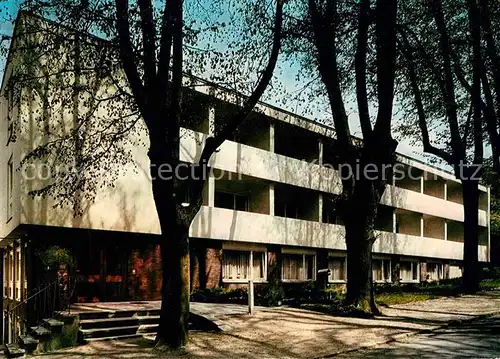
[0, 13, 490, 343]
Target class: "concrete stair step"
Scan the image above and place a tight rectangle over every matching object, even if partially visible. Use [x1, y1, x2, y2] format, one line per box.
[77, 311, 114, 320]
[18, 335, 39, 355]
[84, 333, 142, 342]
[78, 309, 152, 321]
[136, 309, 161, 317]
[137, 324, 159, 334]
[137, 315, 160, 324]
[79, 317, 139, 329]
[4, 344, 26, 358]
[42, 318, 64, 332]
[30, 326, 52, 338]
[80, 325, 140, 339]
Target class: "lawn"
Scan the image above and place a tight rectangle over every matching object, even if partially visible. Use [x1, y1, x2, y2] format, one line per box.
[375, 292, 439, 306]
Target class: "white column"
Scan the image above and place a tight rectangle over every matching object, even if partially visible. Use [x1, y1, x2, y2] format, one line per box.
[248, 279, 254, 315]
[420, 175, 424, 194]
[393, 210, 397, 233]
[208, 173, 215, 207]
[318, 140, 323, 166]
[444, 220, 448, 241]
[318, 194, 323, 223]
[420, 215, 424, 237]
[269, 184, 275, 216]
[269, 122, 275, 153]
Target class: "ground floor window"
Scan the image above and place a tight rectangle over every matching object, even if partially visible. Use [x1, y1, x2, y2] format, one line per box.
[400, 260, 419, 282]
[328, 256, 346, 282]
[282, 253, 316, 281]
[373, 258, 391, 282]
[426, 263, 443, 281]
[222, 250, 266, 282]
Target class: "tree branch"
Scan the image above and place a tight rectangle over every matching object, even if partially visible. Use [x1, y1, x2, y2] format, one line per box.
[309, 0, 351, 151]
[429, 0, 464, 161]
[355, 0, 372, 140]
[198, 0, 284, 165]
[373, 0, 398, 139]
[138, 0, 156, 90]
[115, 0, 147, 117]
[467, 0, 483, 165]
[156, 0, 174, 105]
[400, 29, 454, 164]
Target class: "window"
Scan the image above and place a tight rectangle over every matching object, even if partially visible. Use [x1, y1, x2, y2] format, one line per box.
[400, 261, 419, 282]
[373, 258, 391, 282]
[426, 263, 443, 281]
[328, 256, 346, 282]
[275, 201, 299, 219]
[222, 250, 266, 282]
[215, 191, 248, 211]
[322, 197, 342, 225]
[7, 156, 13, 221]
[282, 253, 315, 281]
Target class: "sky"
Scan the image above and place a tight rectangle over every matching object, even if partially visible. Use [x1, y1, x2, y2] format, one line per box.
[0, 0, 441, 169]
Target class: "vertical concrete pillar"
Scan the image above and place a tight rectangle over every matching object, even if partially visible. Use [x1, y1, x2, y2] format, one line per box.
[318, 194, 323, 223]
[420, 175, 424, 194]
[392, 210, 397, 233]
[208, 173, 215, 207]
[269, 184, 275, 216]
[270, 122, 275, 153]
[318, 139, 323, 166]
[444, 181, 448, 201]
[420, 215, 424, 237]
[248, 279, 254, 314]
[12, 242, 16, 302]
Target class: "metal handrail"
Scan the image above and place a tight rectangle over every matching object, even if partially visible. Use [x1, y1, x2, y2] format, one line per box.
[7, 279, 58, 316]
[4, 275, 76, 344]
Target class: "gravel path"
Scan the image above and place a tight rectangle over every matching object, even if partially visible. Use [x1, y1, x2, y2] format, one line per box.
[31, 292, 500, 359]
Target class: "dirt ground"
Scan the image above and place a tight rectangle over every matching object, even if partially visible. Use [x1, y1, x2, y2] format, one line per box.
[31, 292, 500, 359]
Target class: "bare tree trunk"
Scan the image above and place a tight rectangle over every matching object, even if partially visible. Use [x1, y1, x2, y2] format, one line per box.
[344, 177, 381, 314]
[147, 141, 191, 348]
[462, 177, 480, 293]
[345, 222, 373, 310]
[157, 222, 190, 348]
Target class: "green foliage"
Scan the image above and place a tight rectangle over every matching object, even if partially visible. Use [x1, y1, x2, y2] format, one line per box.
[37, 246, 73, 270]
[59, 321, 79, 348]
[375, 293, 438, 306]
[480, 278, 500, 290]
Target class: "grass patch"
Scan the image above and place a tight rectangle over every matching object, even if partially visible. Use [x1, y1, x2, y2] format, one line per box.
[376, 292, 439, 306]
[480, 278, 500, 290]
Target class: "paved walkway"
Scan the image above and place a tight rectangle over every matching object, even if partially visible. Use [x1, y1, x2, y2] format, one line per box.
[36, 292, 500, 358]
[337, 314, 500, 358]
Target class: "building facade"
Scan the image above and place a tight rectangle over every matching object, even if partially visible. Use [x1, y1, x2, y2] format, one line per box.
[0, 14, 491, 343]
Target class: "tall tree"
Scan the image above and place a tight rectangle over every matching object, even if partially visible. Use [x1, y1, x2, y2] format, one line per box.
[307, 0, 399, 311]
[397, 0, 485, 292]
[1, 0, 284, 349]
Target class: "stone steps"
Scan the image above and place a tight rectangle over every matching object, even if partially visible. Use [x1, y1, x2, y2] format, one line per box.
[77, 310, 160, 343]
